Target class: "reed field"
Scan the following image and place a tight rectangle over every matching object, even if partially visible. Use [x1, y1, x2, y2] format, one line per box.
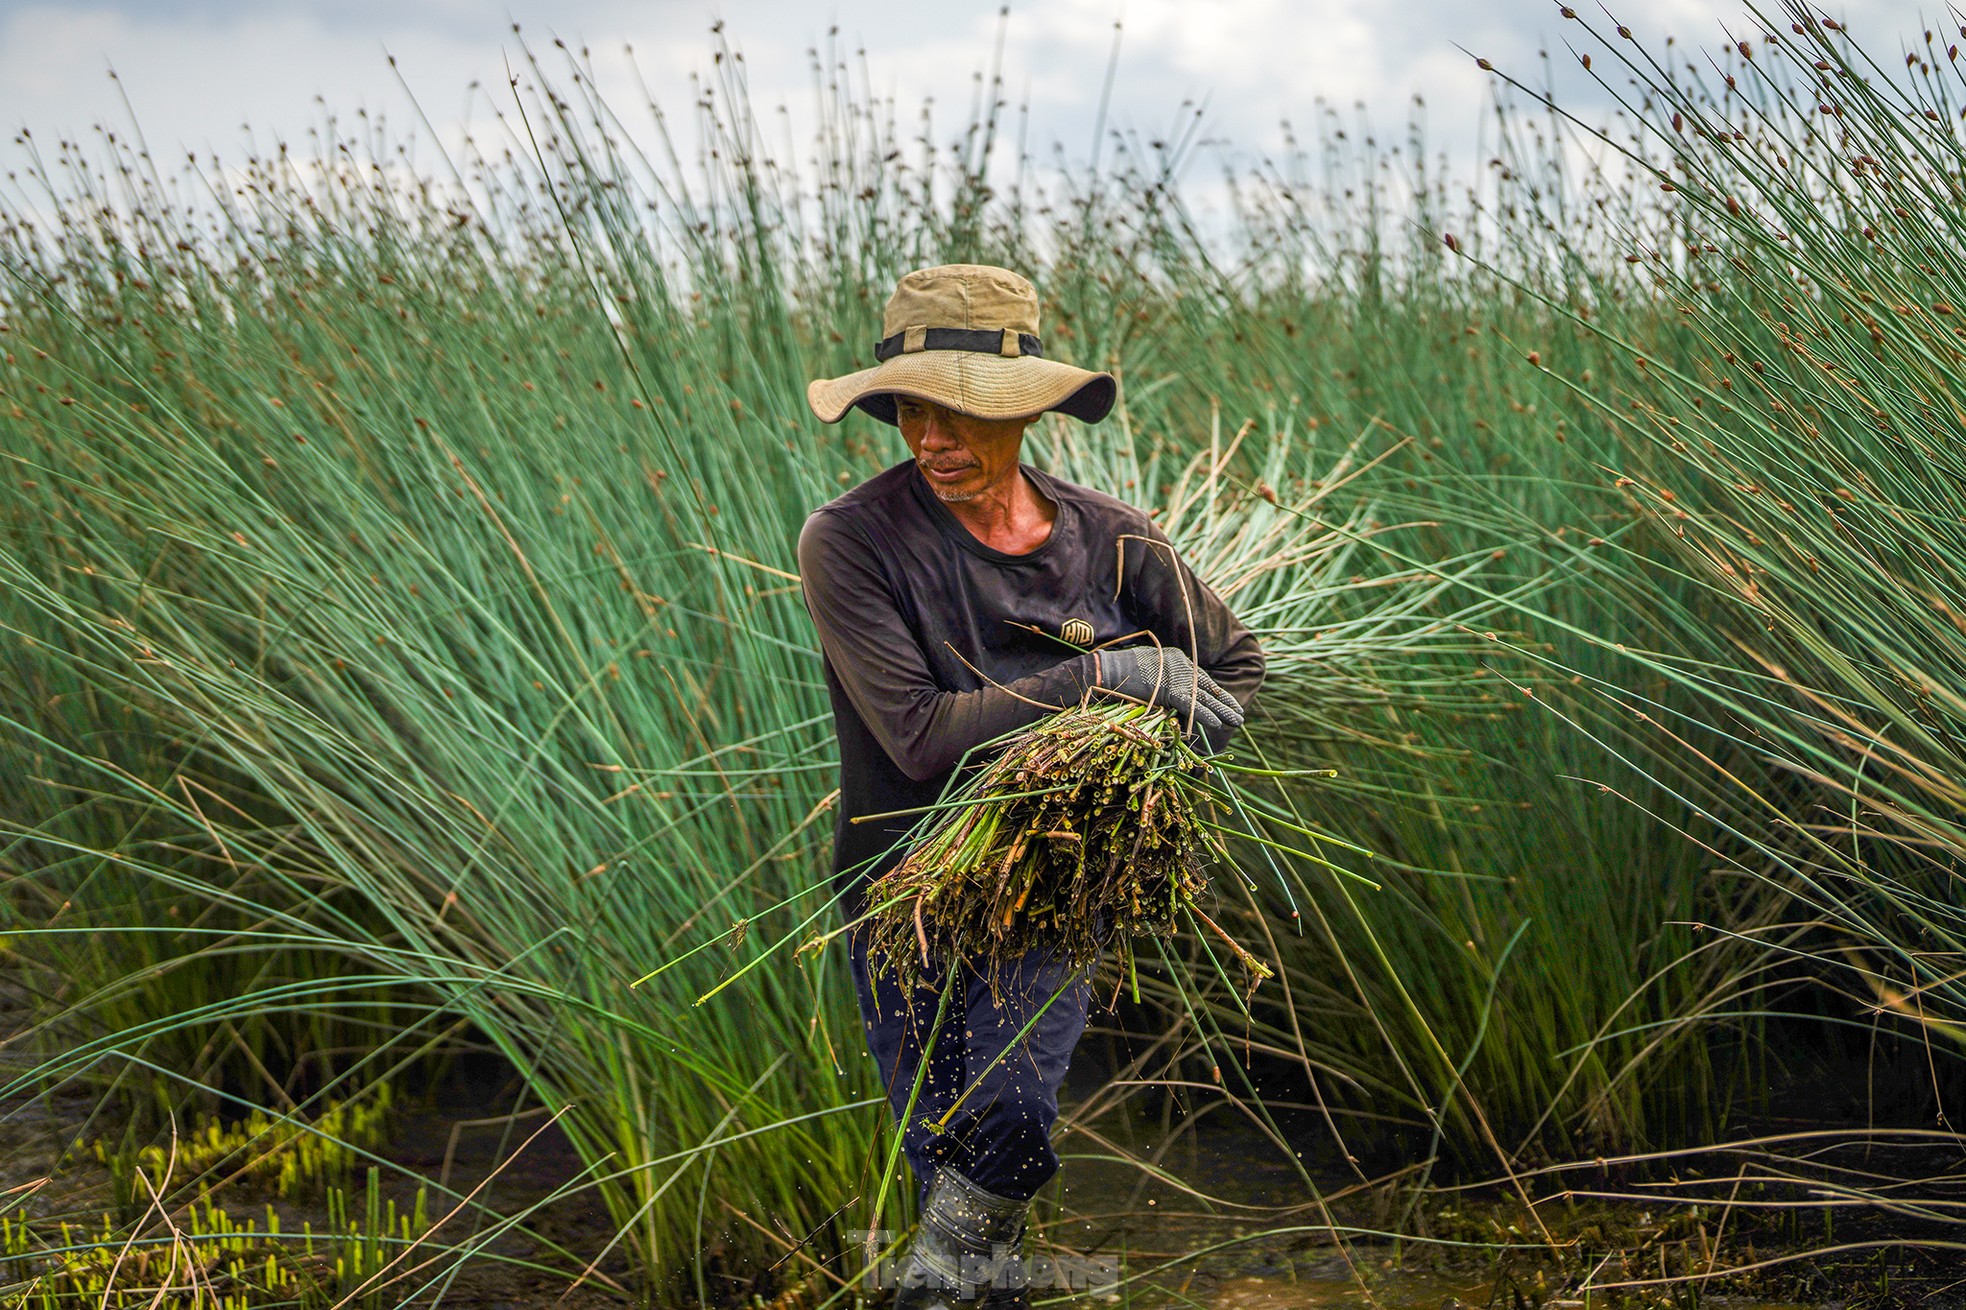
[0, 5, 1961, 1304]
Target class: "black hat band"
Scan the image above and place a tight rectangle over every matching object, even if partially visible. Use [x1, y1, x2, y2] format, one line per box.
[872, 326, 1045, 363]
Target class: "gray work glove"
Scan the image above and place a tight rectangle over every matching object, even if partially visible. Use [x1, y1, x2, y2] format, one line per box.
[1093, 646, 1243, 737]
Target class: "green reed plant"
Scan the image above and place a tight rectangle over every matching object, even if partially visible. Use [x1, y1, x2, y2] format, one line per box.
[1482, 2, 1966, 1075]
[1079, 138, 1800, 1158]
[1, 1169, 434, 1310]
[0, 22, 1831, 1296]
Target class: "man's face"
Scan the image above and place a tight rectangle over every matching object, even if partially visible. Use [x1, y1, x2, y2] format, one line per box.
[894, 397, 1032, 503]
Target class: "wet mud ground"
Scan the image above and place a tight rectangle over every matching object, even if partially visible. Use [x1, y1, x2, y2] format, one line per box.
[5, 1069, 1960, 1309]
[1027, 1024, 1966, 1310]
[0, 1005, 1959, 1310]
[1041, 1125, 1837, 1310]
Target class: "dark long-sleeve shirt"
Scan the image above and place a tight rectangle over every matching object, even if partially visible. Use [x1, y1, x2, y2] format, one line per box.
[797, 460, 1265, 903]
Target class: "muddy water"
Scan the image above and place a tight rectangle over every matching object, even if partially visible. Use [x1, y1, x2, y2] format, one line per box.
[1213, 1271, 1486, 1308]
[1208, 1272, 1818, 1308]
[1046, 1118, 1828, 1310]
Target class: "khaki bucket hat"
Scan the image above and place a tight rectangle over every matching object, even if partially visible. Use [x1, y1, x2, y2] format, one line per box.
[806, 264, 1116, 426]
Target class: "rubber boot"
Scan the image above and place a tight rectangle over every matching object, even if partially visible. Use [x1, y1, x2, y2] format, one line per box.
[891, 1168, 1029, 1310]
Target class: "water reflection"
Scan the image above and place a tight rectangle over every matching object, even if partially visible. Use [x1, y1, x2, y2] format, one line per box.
[1207, 1273, 1820, 1309]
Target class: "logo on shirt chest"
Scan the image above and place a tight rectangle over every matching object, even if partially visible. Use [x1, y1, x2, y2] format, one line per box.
[1059, 618, 1096, 649]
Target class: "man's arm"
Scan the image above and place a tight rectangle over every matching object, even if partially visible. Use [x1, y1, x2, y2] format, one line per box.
[798, 511, 1099, 782]
[1116, 519, 1266, 750]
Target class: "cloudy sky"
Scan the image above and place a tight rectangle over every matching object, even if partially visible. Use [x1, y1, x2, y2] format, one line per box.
[0, 0, 1938, 190]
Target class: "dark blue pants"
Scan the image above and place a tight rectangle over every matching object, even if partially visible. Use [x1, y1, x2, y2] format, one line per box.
[847, 926, 1091, 1202]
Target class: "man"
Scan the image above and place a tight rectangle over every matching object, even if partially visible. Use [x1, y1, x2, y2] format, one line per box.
[799, 264, 1264, 1308]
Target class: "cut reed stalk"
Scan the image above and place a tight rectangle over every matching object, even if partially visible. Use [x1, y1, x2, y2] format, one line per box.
[864, 703, 1273, 990]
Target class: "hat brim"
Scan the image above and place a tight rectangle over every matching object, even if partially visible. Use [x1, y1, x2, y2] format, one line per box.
[806, 351, 1116, 426]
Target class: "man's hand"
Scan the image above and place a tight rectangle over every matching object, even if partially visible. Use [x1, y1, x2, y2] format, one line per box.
[1093, 647, 1244, 739]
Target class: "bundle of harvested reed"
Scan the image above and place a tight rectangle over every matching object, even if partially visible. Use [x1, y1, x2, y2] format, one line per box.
[864, 701, 1269, 987]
